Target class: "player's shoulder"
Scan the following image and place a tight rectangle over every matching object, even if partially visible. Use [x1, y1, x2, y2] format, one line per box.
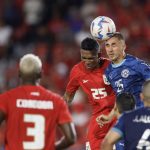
[126, 54, 145, 64]
[41, 88, 67, 109]
[71, 61, 85, 73]
[0, 87, 25, 103]
[46, 89, 65, 104]
[70, 62, 79, 71]
[126, 54, 150, 68]
[0, 86, 21, 97]
[125, 54, 138, 64]
[99, 57, 111, 67]
[123, 107, 145, 119]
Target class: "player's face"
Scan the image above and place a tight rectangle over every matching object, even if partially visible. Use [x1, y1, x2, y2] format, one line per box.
[105, 37, 126, 64]
[80, 49, 99, 70]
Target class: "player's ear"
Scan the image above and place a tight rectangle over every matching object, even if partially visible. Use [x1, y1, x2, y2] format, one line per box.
[114, 104, 119, 115]
[123, 42, 126, 51]
[124, 43, 126, 51]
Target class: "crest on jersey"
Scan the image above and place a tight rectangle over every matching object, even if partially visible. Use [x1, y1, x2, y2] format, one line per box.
[121, 69, 130, 78]
[103, 75, 110, 85]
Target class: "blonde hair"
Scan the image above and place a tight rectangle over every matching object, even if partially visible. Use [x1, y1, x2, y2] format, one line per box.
[19, 54, 42, 74]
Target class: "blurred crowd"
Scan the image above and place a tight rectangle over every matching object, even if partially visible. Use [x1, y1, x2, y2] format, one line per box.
[0, 0, 149, 149]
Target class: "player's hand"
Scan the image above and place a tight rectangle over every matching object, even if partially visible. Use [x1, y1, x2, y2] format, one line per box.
[96, 114, 111, 128]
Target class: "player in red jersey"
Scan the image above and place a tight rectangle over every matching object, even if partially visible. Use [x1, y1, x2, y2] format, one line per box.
[0, 54, 76, 150]
[64, 37, 116, 150]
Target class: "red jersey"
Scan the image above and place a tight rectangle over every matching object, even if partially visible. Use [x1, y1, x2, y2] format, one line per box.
[0, 85, 72, 150]
[66, 58, 116, 149]
[66, 58, 115, 115]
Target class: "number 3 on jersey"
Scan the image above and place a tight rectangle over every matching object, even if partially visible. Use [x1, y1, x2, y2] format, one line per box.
[23, 114, 45, 149]
[91, 88, 107, 99]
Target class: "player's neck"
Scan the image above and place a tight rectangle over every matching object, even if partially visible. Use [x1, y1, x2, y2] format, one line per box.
[98, 58, 104, 67]
[113, 53, 126, 65]
[93, 60, 103, 69]
[21, 80, 40, 86]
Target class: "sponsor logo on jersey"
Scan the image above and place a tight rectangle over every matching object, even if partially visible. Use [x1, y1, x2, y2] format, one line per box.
[103, 75, 110, 85]
[83, 80, 88, 83]
[121, 69, 130, 78]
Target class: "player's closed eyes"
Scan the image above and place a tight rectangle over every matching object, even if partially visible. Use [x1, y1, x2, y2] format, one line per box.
[81, 56, 98, 60]
[105, 43, 117, 48]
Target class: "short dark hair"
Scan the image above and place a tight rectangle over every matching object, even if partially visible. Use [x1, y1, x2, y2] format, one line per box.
[81, 37, 99, 52]
[116, 92, 135, 114]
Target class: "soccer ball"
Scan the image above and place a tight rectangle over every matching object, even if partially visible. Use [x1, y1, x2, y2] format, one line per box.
[90, 16, 116, 40]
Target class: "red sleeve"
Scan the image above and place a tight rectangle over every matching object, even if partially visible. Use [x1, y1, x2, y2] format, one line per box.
[0, 92, 9, 115]
[66, 65, 80, 94]
[57, 97, 72, 124]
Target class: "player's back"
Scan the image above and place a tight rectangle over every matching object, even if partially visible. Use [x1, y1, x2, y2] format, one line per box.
[0, 85, 71, 150]
[122, 107, 150, 150]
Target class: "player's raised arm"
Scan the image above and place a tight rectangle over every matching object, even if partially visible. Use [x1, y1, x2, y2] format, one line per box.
[96, 104, 116, 126]
[101, 129, 122, 150]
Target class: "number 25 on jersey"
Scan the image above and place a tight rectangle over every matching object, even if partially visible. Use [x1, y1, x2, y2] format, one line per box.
[91, 88, 107, 100]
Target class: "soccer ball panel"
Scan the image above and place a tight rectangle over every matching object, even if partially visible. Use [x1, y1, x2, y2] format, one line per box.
[90, 16, 116, 40]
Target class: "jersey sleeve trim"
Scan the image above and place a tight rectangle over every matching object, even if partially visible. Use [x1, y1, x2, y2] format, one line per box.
[111, 127, 123, 137]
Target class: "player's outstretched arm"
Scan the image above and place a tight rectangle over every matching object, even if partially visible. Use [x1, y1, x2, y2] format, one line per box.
[96, 104, 116, 126]
[101, 129, 121, 150]
[55, 123, 76, 149]
[63, 92, 75, 104]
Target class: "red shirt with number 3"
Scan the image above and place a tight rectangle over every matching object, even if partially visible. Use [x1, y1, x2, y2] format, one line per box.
[0, 85, 72, 150]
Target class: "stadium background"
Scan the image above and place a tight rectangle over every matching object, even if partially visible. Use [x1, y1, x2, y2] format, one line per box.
[0, 0, 149, 149]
